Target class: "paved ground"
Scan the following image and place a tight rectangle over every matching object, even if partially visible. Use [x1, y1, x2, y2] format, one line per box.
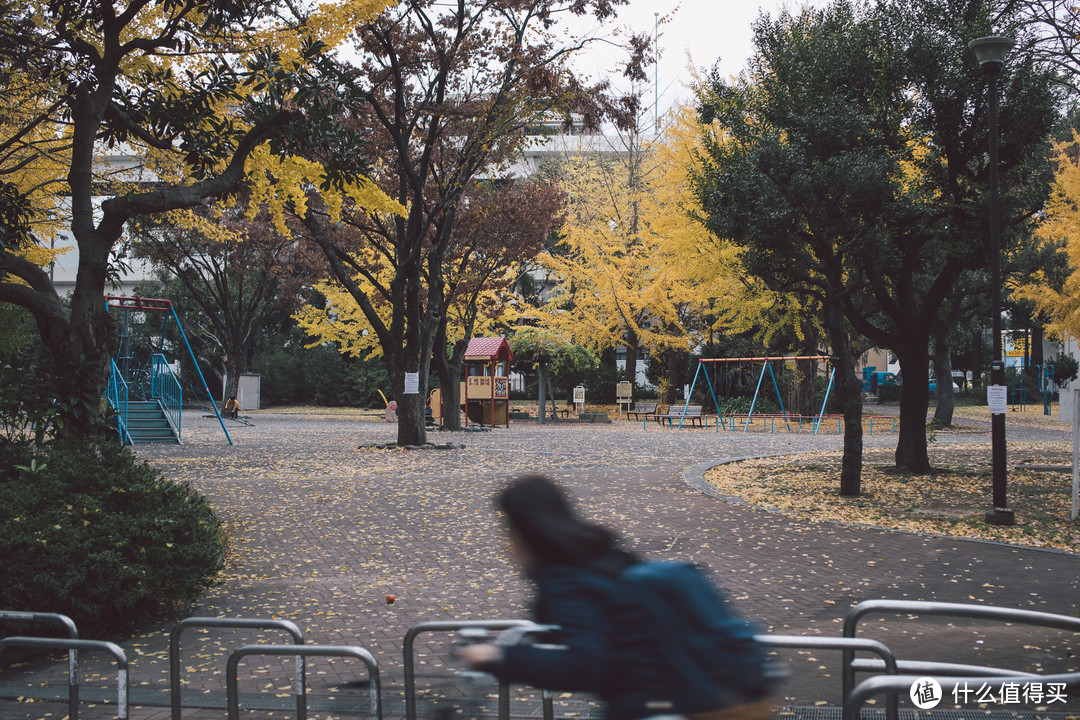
[2, 409, 1078, 719]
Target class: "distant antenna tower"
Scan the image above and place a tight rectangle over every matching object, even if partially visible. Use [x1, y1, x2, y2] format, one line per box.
[654, 12, 660, 133]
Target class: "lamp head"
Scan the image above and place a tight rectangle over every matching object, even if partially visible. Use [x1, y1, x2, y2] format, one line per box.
[968, 36, 1014, 73]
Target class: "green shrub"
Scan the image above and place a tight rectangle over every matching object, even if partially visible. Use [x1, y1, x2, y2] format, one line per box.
[1051, 352, 1079, 386]
[578, 363, 622, 403]
[0, 438, 226, 632]
[252, 336, 392, 408]
[0, 351, 63, 447]
[716, 395, 781, 415]
[877, 384, 902, 404]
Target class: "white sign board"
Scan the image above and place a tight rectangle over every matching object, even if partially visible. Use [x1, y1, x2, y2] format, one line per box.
[404, 372, 420, 395]
[987, 385, 1007, 415]
[573, 386, 585, 404]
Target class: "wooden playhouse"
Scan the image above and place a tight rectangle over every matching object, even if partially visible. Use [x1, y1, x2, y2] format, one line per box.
[462, 336, 513, 427]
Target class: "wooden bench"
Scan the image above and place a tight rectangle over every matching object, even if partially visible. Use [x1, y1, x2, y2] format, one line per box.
[626, 401, 662, 421]
[647, 405, 708, 428]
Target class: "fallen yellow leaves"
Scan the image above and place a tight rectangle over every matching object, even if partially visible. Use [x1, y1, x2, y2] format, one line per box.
[704, 443, 1080, 554]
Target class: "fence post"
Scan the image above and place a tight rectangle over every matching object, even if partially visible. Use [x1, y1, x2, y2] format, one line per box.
[170, 617, 303, 720]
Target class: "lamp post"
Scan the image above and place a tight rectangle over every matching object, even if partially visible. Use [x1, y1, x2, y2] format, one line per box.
[969, 35, 1015, 526]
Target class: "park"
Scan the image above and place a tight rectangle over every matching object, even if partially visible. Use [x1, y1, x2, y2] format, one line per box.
[2, 404, 1079, 718]
[7, 0, 1080, 717]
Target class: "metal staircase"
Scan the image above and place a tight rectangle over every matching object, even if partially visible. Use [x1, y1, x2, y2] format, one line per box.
[106, 355, 182, 445]
[124, 400, 179, 444]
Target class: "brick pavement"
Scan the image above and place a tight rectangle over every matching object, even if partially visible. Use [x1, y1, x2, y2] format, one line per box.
[1, 410, 1077, 719]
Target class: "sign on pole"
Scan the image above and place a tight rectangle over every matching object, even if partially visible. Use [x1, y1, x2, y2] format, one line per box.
[573, 385, 585, 414]
[987, 385, 1007, 415]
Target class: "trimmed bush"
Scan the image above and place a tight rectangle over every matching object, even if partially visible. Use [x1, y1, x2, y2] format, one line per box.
[0, 438, 226, 632]
[0, 350, 62, 446]
[876, 384, 902, 404]
[716, 395, 781, 415]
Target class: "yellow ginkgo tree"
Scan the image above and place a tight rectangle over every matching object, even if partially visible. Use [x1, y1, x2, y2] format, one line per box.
[1015, 132, 1080, 348]
[0, 0, 391, 436]
[537, 128, 698, 387]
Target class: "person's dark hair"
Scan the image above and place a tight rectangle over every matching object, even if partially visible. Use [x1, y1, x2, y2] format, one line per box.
[497, 474, 630, 572]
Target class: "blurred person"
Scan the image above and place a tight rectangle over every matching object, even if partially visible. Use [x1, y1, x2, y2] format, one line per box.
[460, 474, 773, 720]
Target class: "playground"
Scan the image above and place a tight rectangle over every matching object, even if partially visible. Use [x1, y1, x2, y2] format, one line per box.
[1, 406, 1078, 719]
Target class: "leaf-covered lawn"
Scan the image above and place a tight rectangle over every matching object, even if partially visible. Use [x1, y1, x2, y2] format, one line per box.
[704, 443, 1080, 553]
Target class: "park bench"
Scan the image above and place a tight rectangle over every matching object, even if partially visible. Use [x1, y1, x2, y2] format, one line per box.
[626, 401, 661, 421]
[648, 404, 708, 428]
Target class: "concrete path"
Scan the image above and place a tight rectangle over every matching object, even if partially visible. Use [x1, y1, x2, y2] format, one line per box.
[1, 410, 1077, 719]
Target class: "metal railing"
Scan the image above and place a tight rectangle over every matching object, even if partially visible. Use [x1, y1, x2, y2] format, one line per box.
[403, 619, 547, 720]
[0, 636, 128, 719]
[169, 616, 304, 720]
[842, 599, 1080, 720]
[106, 359, 133, 444]
[758, 633, 896, 678]
[0, 611, 79, 719]
[4, 605, 1076, 718]
[226, 644, 380, 720]
[151, 353, 182, 439]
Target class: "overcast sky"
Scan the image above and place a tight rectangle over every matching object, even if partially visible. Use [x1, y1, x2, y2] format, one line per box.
[566, 0, 820, 119]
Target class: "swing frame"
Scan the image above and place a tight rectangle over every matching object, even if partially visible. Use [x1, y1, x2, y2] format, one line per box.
[105, 295, 232, 444]
[682, 355, 834, 433]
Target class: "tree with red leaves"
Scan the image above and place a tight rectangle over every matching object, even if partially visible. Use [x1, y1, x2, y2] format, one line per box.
[297, 0, 646, 445]
[127, 202, 330, 406]
[432, 179, 563, 430]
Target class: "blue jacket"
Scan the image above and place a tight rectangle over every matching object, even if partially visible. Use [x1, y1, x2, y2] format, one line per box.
[492, 561, 681, 720]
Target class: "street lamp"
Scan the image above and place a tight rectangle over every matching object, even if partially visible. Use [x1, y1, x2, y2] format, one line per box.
[969, 35, 1015, 526]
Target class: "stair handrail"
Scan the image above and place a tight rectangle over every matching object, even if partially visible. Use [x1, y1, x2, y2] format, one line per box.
[151, 354, 182, 440]
[106, 360, 134, 445]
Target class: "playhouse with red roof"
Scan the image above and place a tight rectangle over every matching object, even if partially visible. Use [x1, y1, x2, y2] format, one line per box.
[462, 336, 513, 427]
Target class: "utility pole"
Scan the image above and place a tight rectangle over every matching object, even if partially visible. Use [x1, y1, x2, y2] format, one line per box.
[654, 12, 659, 134]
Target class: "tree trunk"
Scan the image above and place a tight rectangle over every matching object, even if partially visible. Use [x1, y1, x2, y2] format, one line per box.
[385, 349, 430, 446]
[823, 293, 862, 496]
[1031, 323, 1045, 370]
[537, 363, 557, 420]
[971, 328, 984, 389]
[894, 339, 933, 473]
[396, 388, 426, 445]
[624, 338, 639, 386]
[434, 339, 467, 431]
[46, 243, 118, 437]
[438, 371, 462, 430]
[664, 350, 681, 405]
[49, 321, 116, 437]
[223, 340, 244, 410]
[1023, 327, 1032, 374]
[931, 327, 955, 428]
[537, 363, 546, 424]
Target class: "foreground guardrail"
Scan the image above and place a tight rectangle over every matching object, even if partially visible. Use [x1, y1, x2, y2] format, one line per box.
[226, 644, 380, 720]
[843, 599, 1080, 720]
[170, 616, 303, 720]
[0, 637, 128, 720]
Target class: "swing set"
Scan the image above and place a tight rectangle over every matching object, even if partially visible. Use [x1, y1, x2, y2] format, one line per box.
[104, 295, 232, 444]
[653, 355, 897, 434]
[680, 355, 833, 432]
[641, 355, 827, 433]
